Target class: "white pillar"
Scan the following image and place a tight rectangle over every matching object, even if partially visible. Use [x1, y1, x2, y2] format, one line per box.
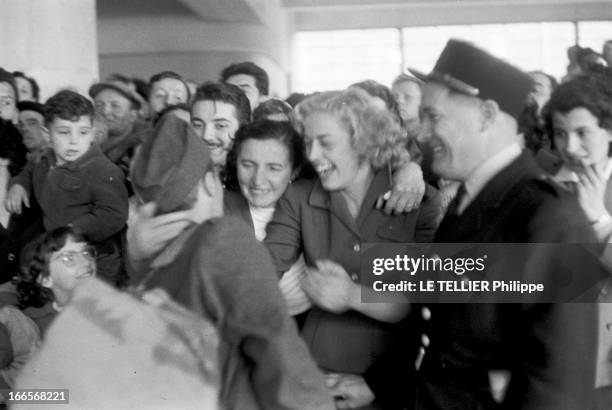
[0, 0, 99, 101]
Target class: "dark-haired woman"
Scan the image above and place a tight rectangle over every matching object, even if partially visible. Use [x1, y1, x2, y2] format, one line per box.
[544, 68, 612, 409]
[224, 119, 315, 314]
[265, 88, 442, 409]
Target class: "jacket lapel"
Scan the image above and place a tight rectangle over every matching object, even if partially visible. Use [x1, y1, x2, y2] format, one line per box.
[436, 151, 541, 242]
[308, 168, 391, 239]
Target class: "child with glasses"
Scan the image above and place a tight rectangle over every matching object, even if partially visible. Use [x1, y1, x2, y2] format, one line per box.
[15, 226, 97, 336]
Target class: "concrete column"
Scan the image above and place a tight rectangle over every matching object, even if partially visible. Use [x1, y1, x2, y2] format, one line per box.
[0, 0, 99, 101]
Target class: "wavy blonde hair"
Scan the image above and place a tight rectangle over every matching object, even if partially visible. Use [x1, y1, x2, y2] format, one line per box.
[291, 88, 410, 170]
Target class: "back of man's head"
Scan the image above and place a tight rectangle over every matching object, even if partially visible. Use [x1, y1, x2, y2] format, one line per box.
[131, 114, 213, 215]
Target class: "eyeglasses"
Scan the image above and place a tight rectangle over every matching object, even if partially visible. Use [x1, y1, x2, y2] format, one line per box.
[51, 246, 97, 267]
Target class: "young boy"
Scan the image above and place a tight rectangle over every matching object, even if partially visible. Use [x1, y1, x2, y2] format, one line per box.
[6, 90, 128, 285]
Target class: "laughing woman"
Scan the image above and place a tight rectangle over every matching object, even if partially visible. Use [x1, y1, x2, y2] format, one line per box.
[224, 119, 315, 314]
[264, 88, 442, 409]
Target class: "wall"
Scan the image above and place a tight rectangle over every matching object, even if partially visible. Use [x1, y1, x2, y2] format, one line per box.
[0, 0, 98, 100]
[97, 14, 291, 97]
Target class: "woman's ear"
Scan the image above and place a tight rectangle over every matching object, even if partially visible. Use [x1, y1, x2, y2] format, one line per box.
[480, 99, 499, 132]
[39, 275, 53, 289]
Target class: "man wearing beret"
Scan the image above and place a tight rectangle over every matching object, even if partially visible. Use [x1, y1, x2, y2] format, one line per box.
[129, 114, 335, 410]
[89, 81, 149, 187]
[353, 40, 601, 410]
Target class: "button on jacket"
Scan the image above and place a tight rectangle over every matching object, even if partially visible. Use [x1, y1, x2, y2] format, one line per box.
[11, 145, 128, 243]
[264, 168, 442, 375]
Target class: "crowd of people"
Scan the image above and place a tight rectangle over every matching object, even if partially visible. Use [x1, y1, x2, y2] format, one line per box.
[0, 38, 611, 409]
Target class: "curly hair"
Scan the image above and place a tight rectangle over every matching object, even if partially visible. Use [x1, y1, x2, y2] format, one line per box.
[224, 119, 315, 191]
[0, 118, 27, 176]
[15, 227, 87, 309]
[220, 62, 269, 96]
[193, 82, 251, 126]
[519, 101, 549, 154]
[291, 88, 409, 170]
[351, 80, 403, 128]
[543, 70, 612, 135]
[43, 90, 94, 126]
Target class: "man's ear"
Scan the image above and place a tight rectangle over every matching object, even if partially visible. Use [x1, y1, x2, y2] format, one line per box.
[129, 108, 139, 122]
[480, 99, 499, 132]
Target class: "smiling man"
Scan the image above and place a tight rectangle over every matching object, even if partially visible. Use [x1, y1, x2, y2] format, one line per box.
[190, 82, 251, 169]
[356, 40, 602, 410]
[89, 81, 150, 188]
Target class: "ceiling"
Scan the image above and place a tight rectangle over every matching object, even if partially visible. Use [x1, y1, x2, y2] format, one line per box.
[96, 0, 266, 24]
[96, 0, 612, 30]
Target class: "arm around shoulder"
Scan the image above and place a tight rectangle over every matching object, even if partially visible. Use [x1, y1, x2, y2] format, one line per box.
[263, 183, 307, 276]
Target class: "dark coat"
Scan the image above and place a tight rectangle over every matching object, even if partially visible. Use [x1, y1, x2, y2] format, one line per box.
[412, 152, 598, 409]
[223, 189, 254, 231]
[264, 167, 442, 376]
[11, 145, 129, 283]
[135, 216, 334, 410]
[11, 145, 128, 243]
[101, 119, 150, 194]
[0, 204, 43, 284]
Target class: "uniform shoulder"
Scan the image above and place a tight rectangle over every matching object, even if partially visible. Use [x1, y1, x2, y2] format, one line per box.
[514, 174, 568, 205]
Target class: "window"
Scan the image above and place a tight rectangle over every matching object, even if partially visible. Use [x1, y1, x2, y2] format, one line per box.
[578, 21, 612, 52]
[292, 29, 401, 93]
[402, 23, 574, 80]
[292, 21, 610, 93]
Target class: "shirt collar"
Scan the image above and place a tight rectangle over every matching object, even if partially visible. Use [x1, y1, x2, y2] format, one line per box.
[461, 143, 522, 212]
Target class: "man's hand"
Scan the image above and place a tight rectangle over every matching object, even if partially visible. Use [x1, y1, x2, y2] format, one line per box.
[127, 202, 191, 262]
[301, 260, 358, 314]
[5, 185, 29, 215]
[376, 161, 425, 214]
[327, 373, 375, 409]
